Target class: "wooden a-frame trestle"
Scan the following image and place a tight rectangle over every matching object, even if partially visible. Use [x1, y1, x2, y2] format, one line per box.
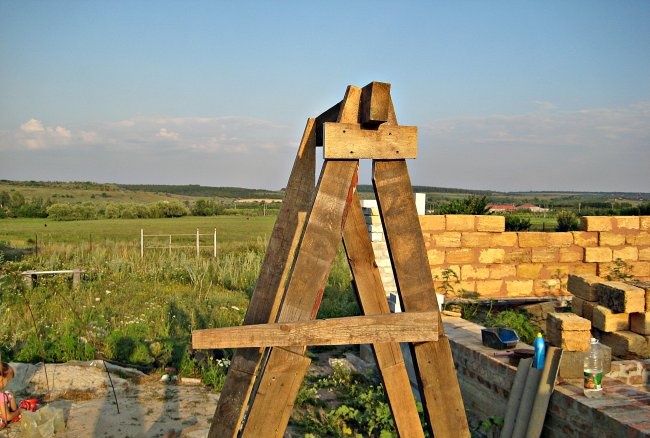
[192, 82, 470, 438]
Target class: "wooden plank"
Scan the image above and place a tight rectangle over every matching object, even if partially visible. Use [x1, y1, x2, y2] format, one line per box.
[241, 347, 311, 438]
[343, 192, 426, 438]
[373, 159, 470, 437]
[192, 311, 437, 349]
[239, 85, 362, 437]
[525, 347, 563, 438]
[500, 358, 533, 438]
[207, 118, 316, 438]
[361, 81, 391, 125]
[323, 123, 418, 159]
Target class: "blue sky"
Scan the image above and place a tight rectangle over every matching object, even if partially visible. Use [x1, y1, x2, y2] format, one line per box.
[1, 1, 649, 192]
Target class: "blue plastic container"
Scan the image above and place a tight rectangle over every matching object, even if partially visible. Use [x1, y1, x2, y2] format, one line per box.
[481, 327, 519, 350]
[533, 333, 546, 368]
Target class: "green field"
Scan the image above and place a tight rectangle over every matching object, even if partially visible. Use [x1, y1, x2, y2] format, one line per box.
[0, 216, 277, 248]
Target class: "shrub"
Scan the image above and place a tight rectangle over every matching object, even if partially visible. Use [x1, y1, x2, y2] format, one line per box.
[436, 195, 490, 215]
[555, 210, 580, 231]
[504, 214, 531, 231]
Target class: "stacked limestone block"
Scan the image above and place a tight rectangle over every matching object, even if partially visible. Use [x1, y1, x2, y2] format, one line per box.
[361, 200, 397, 305]
[568, 274, 650, 359]
[546, 312, 612, 379]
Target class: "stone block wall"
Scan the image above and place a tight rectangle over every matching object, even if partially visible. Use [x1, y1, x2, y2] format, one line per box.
[418, 215, 650, 299]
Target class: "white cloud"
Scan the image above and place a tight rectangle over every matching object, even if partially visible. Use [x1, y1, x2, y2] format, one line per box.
[156, 128, 179, 140]
[20, 118, 44, 132]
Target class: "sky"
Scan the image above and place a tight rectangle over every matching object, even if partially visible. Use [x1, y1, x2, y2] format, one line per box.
[1, 1, 649, 193]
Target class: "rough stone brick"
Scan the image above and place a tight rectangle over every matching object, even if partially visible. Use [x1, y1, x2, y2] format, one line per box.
[631, 313, 650, 335]
[446, 248, 476, 264]
[640, 248, 650, 261]
[517, 263, 543, 279]
[641, 216, 650, 231]
[601, 331, 649, 358]
[446, 215, 475, 231]
[433, 232, 461, 247]
[488, 264, 516, 279]
[547, 312, 592, 331]
[476, 215, 504, 232]
[630, 280, 650, 309]
[361, 206, 379, 216]
[592, 305, 630, 332]
[547, 233, 574, 247]
[567, 274, 601, 301]
[505, 280, 533, 296]
[597, 281, 645, 314]
[518, 232, 548, 247]
[369, 232, 384, 242]
[546, 314, 591, 352]
[461, 232, 492, 247]
[600, 232, 627, 246]
[614, 216, 640, 231]
[475, 280, 504, 296]
[490, 232, 518, 247]
[571, 296, 585, 317]
[426, 248, 445, 265]
[532, 247, 559, 263]
[613, 246, 639, 262]
[559, 246, 584, 263]
[365, 214, 383, 226]
[572, 231, 599, 247]
[419, 215, 445, 232]
[570, 263, 598, 276]
[478, 248, 505, 264]
[461, 264, 490, 280]
[558, 344, 612, 379]
[580, 298, 598, 321]
[585, 247, 612, 263]
[627, 232, 650, 246]
[582, 216, 613, 232]
[503, 248, 531, 264]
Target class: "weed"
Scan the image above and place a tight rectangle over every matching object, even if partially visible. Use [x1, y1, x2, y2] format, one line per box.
[606, 258, 634, 282]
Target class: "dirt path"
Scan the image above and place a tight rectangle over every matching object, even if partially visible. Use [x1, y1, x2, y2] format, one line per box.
[3, 362, 218, 437]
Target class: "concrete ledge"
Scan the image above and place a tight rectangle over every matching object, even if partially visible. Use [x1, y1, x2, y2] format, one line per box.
[443, 316, 650, 437]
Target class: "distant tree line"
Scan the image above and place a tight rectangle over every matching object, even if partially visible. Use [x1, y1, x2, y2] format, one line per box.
[0, 192, 272, 221]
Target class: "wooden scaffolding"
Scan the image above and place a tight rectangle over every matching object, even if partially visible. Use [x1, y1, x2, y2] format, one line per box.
[192, 81, 470, 437]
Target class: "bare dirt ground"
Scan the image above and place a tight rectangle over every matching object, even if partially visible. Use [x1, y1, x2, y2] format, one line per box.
[2, 361, 219, 438]
[2, 348, 359, 437]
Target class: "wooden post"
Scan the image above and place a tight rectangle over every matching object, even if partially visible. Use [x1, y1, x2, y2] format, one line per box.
[140, 229, 144, 258]
[168, 234, 172, 254]
[196, 228, 200, 256]
[199, 82, 468, 438]
[213, 228, 217, 258]
[72, 269, 82, 289]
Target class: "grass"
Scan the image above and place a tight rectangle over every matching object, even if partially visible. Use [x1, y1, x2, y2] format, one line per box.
[0, 216, 276, 248]
[0, 214, 355, 393]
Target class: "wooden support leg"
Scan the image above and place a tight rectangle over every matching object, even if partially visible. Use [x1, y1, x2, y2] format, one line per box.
[240, 159, 359, 437]
[373, 159, 470, 438]
[208, 119, 316, 438]
[343, 192, 425, 438]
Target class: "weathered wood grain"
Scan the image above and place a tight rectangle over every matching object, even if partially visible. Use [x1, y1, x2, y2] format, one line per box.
[239, 85, 363, 437]
[192, 311, 437, 349]
[374, 159, 470, 437]
[323, 122, 417, 159]
[343, 192, 426, 438]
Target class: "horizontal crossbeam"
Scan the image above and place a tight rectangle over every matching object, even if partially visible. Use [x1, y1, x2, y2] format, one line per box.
[192, 311, 438, 349]
[323, 123, 417, 159]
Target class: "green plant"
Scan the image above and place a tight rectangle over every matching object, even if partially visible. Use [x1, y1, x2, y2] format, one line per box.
[436, 195, 490, 215]
[485, 309, 539, 344]
[555, 210, 580, 231]
[504, 214, 531, 231]
[606, 258, 634, 282]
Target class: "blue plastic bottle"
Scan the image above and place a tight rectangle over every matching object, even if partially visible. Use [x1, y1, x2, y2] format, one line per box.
[533, 333, 546, 368]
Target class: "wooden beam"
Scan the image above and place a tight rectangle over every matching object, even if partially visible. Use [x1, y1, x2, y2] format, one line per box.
[323, 122, 417, 159]
[240, 85, 362, 438]
[193, 311, 437, 349]
[361, 81, 391, 126]
[343, 191, 426, 438]
[207, 117, 316, 438]
[373, 159, 470, 437]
